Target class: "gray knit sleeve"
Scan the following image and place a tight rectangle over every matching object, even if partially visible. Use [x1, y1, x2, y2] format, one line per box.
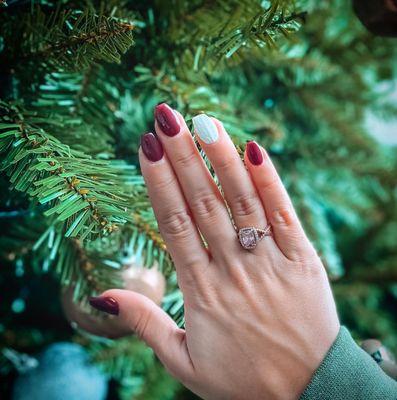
[300, 326, 397, 400]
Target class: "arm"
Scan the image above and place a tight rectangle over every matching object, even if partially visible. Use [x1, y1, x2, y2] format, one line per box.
[84, 104, 395, 400]
[301, 326, 397, 400]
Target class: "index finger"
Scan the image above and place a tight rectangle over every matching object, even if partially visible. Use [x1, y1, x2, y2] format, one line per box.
[139, 132, 210, 284]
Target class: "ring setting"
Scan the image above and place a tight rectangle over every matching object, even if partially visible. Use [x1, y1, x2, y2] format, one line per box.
[238, 225, 272, 250]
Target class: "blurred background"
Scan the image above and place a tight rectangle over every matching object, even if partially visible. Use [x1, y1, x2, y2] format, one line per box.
[0, 0, 396, 399]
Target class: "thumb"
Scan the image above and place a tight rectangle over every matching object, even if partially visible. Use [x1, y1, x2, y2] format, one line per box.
[89, 289, 194, 381]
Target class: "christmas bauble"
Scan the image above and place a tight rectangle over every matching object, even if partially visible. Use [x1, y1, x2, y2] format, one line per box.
[361, 339, 397, 380]
[61, 260, 166, 338]
[61, 286, 126, 338]
[12, 342, 108, 400]
[121, 260, 166, 306]
[353, 0, 397, 37]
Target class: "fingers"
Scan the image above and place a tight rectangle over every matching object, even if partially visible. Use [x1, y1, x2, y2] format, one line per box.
[139, 133, 209, 280]
[244, 141, 316, 261]
[144, 103, 315, 264]
[61, 287, 127, 338]
[153, 104, 237, 259]
[90, 289, 195, 382]
[192, 115, 272, 255]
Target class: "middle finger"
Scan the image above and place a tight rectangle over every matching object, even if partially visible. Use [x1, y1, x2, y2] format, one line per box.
[192, 115, 268, 238]
[154, 103, 237, 259]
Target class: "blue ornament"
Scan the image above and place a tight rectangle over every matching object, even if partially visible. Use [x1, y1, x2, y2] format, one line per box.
[263, 98, 275, 108]
[12, 342, 108, 400]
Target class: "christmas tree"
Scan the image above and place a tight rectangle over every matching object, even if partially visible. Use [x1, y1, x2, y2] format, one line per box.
[1, 0, 396, 398]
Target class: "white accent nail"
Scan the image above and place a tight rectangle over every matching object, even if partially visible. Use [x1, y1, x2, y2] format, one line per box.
[192, 114, 219, 144]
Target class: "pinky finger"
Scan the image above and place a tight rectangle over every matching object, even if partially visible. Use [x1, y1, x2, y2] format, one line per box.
[244, 141, 316, 262]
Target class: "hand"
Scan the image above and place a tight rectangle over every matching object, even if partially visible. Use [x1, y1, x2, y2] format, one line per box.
[89, 104, 340, 400]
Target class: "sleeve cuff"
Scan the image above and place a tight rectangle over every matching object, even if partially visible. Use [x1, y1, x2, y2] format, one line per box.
[300, 326, 397, 400]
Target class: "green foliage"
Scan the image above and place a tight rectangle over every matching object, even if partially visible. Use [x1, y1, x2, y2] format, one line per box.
[182, 0, 304, 68]
[1, 0, 397, 398]
[30, 70, 117, 155]
[0, 102, 135, 241]
[2, 4, 134, 70]
[83, 336, 181, 400]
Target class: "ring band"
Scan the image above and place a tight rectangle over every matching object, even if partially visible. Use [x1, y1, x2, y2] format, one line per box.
[238, 225, 272, 250]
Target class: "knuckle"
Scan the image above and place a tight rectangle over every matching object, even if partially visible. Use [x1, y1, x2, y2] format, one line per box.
[181, 257, 205, 273]
[216, 154, 235, 172]
[178, 261, 208, 292]
[305, 259, 324, 277]
[186, 280, 220, 313]
[174, 149, 197, 168]
[291, 253, 325, 278]
[259, 176, 280, 194]
[133, 309, 153, 341]
[189, 294, 219, 316]
[271, 205, 295, 227]
[191, 192, 222, 219]
[160, 209, 193, 239]
[232, 191, 260, 218]
[228, 266, 250, 293]
[155, 174, 178, 192]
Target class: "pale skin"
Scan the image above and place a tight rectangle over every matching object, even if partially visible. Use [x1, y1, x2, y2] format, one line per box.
[83, 109, 340, 399]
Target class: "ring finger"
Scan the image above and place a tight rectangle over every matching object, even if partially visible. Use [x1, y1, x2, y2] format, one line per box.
[192, 114, 273, 255]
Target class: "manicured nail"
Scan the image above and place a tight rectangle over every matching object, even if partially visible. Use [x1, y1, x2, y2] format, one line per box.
[192, 114, 219, 144]
[141, 132, 164, 162]
[246, 141, 263, 165]
[89, 296, 119, 315]
[154, 103, 180, 136]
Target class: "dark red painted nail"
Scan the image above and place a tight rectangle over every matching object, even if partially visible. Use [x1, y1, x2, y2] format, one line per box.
[154, 103, 180, 136]
[141, 132, 164, 162]
[89, 296, 119, 315]
[246, 141, 264, 165]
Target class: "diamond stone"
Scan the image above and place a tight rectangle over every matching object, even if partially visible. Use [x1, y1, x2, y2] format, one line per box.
[239, 227, 258, 249]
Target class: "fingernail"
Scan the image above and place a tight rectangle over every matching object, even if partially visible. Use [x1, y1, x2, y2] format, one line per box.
[154, 103, 180, 136]
[246, 141, 263, 165]
[141, 132, 164, 162]
[89, 296, 119, 315]
[192, 114, 219, 144]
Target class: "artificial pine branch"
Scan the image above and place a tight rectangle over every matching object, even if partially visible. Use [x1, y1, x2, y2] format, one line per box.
[32, 19, 133, 64]
[30, 68, 117, 156]
[1, 0, 397, 395]
[0, 99, 178, 301]
[0, 102, 134, 240]
[207, 2, 303, 57]
[2, 5, 135, 71]
[182, 0, 303, 69]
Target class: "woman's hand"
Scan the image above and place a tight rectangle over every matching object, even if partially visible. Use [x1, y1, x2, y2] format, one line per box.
[89, 104, 340, 400]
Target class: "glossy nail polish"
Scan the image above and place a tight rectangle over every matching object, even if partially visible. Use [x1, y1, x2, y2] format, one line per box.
[89, 296, 119, 315]
[246, 141, 264, 165]
[141, 132, 164, 162]
[154, 103, 180, 136]
[192, 114, 219, 144]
